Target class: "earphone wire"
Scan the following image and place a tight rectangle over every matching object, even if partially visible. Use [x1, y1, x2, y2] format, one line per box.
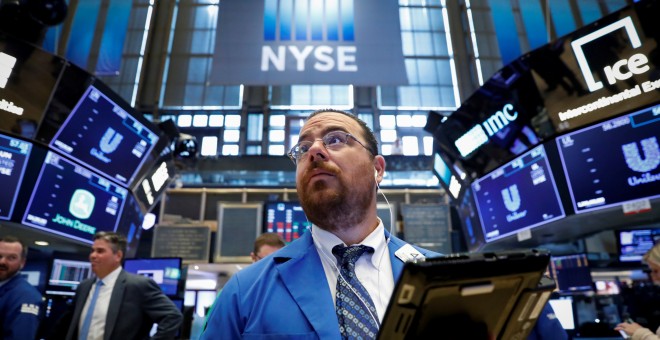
[304, 171, 394, 328]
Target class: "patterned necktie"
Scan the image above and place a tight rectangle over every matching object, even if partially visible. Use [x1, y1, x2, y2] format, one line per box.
[332, 244, 379, 339]
[79, 280, 104, 340]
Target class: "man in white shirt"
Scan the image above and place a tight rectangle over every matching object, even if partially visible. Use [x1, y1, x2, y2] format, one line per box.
[66, 232, 182, 340]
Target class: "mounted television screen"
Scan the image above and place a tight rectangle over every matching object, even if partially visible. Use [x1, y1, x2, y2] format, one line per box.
[433, 152, 463, 201]
[124, 258, 182, 296]
[471, 145, 565, 242]
[264, 201, 310, 243]
[133, 156, 176, 213]
[548, 253, 594, 293]
[0, 133, 32, 220]
[556, 103, 660, 214]
[116, 193, 146, 259]
[0, 34, 65, 139]
[21, 151, 129, 244]
[617, 228, 660, 262]
[454, 186, 485, 252]
[48, 258, 93, 291]
[49, 84, 159, 187]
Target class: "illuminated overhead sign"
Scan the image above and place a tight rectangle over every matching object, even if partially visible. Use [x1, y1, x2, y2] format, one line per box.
[211, 0, 407, 85]
[454, 104, 519, 157]
[571, 17, 643, 92]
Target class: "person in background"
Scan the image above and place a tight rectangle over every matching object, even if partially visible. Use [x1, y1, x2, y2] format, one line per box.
[65, 231, 182, 340]
[0, 235, 43, 340]
[202, 109, 439, 339]
[250, 232, 286, 262]
[615, 242, 660, 340]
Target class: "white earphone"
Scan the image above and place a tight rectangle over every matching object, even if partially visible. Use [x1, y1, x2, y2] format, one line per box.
[374, 169, 378, 181]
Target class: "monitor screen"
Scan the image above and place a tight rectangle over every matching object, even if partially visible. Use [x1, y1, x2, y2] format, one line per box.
[0, 34, 65, 139]
[548, 296, 575, 330]
[264, 201, 310, 243]
[0, 133, 32, 220]
[48, 258, 93, 290]
[21, 151, 129, 244]
[433, 152, 463, 201]
[49, 84, 159, 187]
[617, 228, 660, 262]
[116, 193, 146, 259]
[454, 186, 485, 252]
[556, 103, 660, 213]
[123, 258, 182, 296]
[471, 145, 565, 242]
[549, 254, 594, 293]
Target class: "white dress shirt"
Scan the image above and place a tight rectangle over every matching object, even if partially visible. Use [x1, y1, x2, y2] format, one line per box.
[78, 266, 122, 340]
[312, 220, 395, 323]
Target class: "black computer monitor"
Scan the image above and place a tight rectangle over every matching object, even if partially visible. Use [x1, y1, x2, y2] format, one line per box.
[556, 102, 660, 214]
[21, 151, 129, 244]
[471, 144, 566, 242]
[263, 201, 310, 243]
[616, 228, 660, 263]
[378, 249, 552, 339]
[123, 257, 182, 297]
[548, 254, 594, 293]
[47, 258, 93, 294]
[0, 132, 32, 221]
[48, 84, 160, 187]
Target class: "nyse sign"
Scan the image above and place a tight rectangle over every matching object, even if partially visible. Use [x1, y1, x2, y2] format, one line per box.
[211, 0, 407, 86]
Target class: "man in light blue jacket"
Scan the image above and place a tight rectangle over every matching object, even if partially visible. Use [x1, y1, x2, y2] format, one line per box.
[202, 109, 438, 339]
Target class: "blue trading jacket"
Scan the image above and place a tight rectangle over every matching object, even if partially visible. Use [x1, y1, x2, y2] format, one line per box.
[0, 274, 43, 340]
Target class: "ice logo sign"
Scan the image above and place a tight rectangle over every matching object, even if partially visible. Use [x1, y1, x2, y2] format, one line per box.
[623, 137, 660, 187]
[91, 128, 123, 164]
[100, 128, 123, 153]
[502, 185, 521, 212]
[69, 189, 95, 219]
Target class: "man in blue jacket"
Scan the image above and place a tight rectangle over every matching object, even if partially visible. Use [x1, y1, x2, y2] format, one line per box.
[202, 109, 439, 339]
[0, 235, 43, 340]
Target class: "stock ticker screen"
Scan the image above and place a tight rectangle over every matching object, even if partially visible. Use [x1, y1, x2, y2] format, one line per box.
[22, 152, 128, 244]
[556, 104, 660, 213]
[265, 202, 310, 243]
[0, 133, 31, 220]
[49, 85, 159, 187]
[472, 145, 565, 242]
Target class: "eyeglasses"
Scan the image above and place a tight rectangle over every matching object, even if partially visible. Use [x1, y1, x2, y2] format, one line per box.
[287, 130, 373, 164]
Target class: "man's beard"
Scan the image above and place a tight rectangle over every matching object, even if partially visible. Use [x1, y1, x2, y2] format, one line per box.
[298, 162, 373, 233]
[0, 264, 18, 281]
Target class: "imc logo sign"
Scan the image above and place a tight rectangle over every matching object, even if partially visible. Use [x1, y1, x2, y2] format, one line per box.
[571, 16, 650, 92]
[211, 0, 408, 86]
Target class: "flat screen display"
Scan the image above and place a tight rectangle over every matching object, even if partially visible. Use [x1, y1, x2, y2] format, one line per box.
[472, 145, 565, 242]
[617, 228, 660, 262]
[124, 258, 182, 296]
[549, 253, 594, 293]
[48, 258, 93, 289]
[116, 193, 145, 259]
[548, 297, 575, 330]
[264, 201, 310, 243]
[454, 186, 485, 252]
[49, 85, 159, 187]
[433, 152, 463, 201]
[0, 133, 31, 220]
[22, 151, 129, 244]
[0, 34, 65, 139]
[556, 103, 660, 213]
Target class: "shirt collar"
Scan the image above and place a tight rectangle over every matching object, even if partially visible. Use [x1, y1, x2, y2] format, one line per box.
[311, 218, 387, 268]
[97, 266, 122, 287]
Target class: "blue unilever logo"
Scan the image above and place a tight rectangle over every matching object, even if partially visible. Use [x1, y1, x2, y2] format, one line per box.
[263, 0, 354, 42]
[502, 184, 521, 212]
[623, 136, 660, 187]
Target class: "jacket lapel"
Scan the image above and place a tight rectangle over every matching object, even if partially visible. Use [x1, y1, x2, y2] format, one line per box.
[274, 232, 341, 339]
[104, 270, 126, 340]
